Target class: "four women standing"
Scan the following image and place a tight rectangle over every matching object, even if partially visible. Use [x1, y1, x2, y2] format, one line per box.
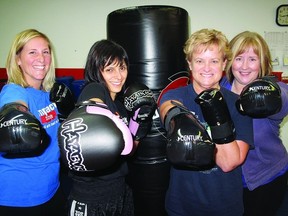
[0, 28, 287, 216]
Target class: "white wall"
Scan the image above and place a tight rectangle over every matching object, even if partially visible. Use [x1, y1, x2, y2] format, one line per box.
[0, 0, 287, 70]
[281, 116, 288, 150]
[0, 0, 287, 147]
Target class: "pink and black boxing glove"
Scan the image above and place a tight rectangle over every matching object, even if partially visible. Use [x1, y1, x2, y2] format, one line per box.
[124, 83, 156, 141]
[58, 101, 133, 172]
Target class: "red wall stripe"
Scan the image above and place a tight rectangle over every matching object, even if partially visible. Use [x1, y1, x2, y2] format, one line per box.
[0, 68, 7, 80]
[1, 68, 287, 83]
[0, 68, 84, 80]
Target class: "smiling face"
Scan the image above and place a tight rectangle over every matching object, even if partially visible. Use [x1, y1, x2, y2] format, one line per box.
[17, 37, 51, 89]
[101, 60, 128, 100]
[188, 44, 226, 94]
[232, 47, 260, 88]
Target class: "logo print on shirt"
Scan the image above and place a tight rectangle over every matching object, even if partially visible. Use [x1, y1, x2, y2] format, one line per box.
[38, 103, 57, 123]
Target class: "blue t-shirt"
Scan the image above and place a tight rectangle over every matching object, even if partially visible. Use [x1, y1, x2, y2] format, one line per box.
[0, 84, 60, 207]
[159, 84, 254, 216]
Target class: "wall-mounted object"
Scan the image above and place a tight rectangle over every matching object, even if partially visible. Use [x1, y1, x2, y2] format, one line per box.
[276, 4, 288, 26]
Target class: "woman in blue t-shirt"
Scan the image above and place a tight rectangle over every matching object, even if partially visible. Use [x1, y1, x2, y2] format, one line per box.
[0, 29, 66, 215]
[159, 28, 254, 216]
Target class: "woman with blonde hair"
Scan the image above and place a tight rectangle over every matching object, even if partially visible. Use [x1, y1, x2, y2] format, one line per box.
[221, 31, 288, 216]
[159, 29, 253, 216]
[0, 29, 66, 216]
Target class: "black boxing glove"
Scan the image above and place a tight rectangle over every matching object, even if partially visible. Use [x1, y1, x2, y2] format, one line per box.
[50, 82, 75, 122]
[124, 83, 156, 141]
[164, 102, 215, 169]
[236, 77, 282, 118]
[0, 102, 48, 158]
[195, 89, 236, 144]
[58, 101, 133, 172]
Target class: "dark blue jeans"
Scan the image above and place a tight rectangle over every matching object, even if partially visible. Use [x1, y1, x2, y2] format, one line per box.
[243, 171, 288, 216]
[0, 187, 66, 216]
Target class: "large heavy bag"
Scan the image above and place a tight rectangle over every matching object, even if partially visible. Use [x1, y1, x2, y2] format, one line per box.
[107, 5, 189, 91]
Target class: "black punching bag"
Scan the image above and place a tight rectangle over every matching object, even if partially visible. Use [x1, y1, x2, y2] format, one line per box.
[107, 5, 189, 91]
[107, 6, 189, 216]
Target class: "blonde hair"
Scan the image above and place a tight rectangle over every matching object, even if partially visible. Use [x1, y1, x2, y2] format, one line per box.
[183, 28, 231, 62]
[6, 29, 56, 91]
[225, 31, 272, 83]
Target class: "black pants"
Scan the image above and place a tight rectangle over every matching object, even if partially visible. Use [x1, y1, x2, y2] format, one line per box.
[243, 171, 288, 216]
[127, 160, 171, 216]
[0, 187, 66, 216]
[68, 183, 134, 216]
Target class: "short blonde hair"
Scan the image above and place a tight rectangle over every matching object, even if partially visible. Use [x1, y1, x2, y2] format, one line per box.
[6, 29, 56, 91]
[225, 31, 272, 83]
[183, 28, 231, 62]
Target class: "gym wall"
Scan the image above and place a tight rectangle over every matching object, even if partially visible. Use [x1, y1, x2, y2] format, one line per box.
[0, 0, 287, 147]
